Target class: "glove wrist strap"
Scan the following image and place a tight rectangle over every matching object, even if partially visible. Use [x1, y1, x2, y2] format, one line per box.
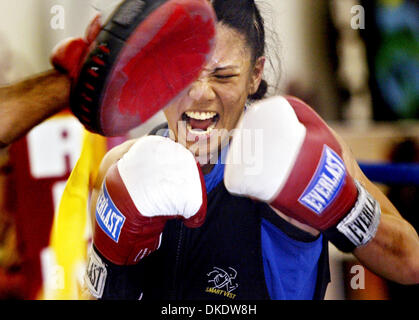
[84, 245, 144, 300]
[85, 245, 108, 299]
[324, 180, 381, 252]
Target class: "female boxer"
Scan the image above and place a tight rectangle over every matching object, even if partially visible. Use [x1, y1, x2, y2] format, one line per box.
[76, 0, 419, 300]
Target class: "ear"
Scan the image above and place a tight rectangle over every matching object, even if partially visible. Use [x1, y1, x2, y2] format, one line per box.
[248, 56, 266, 95]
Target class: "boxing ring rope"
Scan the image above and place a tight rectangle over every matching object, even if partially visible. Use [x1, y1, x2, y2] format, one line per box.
[359, 162, 419, 185]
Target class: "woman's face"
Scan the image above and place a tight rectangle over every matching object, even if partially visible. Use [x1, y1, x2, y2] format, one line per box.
[163, 23, 264, 166]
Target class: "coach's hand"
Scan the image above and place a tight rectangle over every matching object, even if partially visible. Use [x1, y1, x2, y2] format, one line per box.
[224, 96, 381, 252]
[50, 14, 101, 83]
[85, 135, 207, 298]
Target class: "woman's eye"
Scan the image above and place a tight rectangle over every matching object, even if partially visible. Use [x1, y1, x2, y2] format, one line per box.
[214, 74, 237, 79]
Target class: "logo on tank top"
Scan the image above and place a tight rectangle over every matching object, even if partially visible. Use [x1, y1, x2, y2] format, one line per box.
[298, 145, 346, 215]
[96, 183, 126, 242]
[205, 267, 239, 299]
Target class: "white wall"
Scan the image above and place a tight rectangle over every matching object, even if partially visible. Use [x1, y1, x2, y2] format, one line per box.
[262, 0, 341, 119]
[0, 0, 98, 84]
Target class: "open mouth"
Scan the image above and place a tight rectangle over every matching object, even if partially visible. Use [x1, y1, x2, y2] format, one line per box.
[181, 111, 220, 136]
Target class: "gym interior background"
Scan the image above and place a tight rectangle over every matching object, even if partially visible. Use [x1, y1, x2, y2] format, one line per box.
[0, 0, 418, 300]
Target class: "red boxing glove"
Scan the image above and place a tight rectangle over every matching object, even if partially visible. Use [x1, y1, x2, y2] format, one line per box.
[85, 136, 207, 298]
[225, 96, 381, 252]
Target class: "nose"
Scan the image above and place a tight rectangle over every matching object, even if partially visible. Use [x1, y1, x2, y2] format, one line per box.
[188, 78, 216, 101]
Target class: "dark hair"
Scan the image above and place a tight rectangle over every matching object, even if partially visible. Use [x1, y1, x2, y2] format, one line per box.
[212, 0, 268, 100]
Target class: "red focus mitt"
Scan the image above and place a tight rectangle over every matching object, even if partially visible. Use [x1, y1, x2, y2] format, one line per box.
[52, 0, 216, 136]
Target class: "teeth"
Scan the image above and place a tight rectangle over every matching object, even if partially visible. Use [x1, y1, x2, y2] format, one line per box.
[185, 111, 217, 120]
[187, 121, 217, 135]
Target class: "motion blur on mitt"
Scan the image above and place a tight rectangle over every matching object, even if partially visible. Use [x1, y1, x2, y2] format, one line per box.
[51, 0, 216, 136]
